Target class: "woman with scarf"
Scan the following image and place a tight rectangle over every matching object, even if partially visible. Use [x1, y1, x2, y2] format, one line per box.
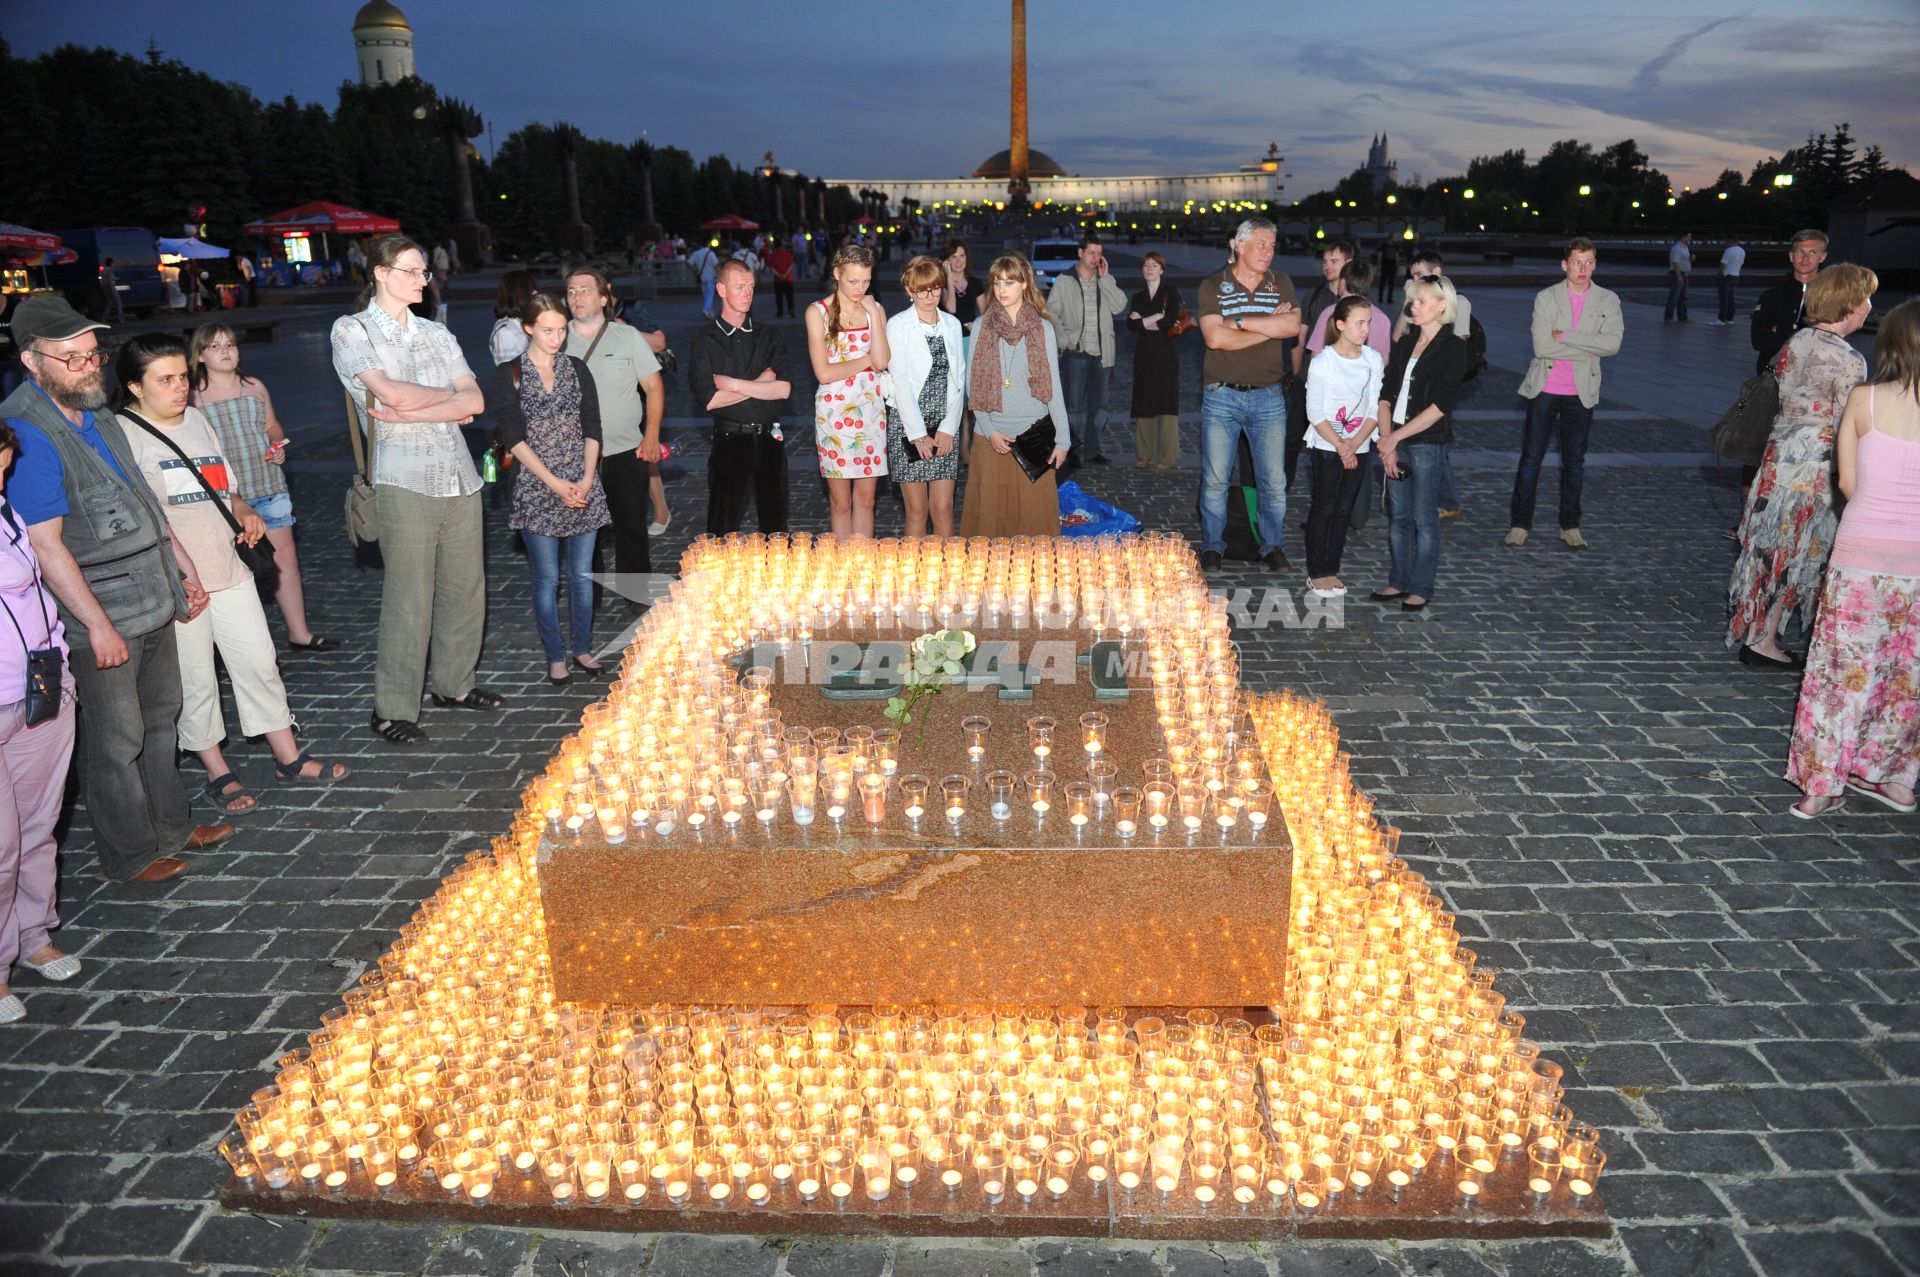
[958, 254, 1070, 537]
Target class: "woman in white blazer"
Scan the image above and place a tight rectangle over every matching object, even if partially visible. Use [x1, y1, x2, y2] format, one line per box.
[884, 256, 968, 536]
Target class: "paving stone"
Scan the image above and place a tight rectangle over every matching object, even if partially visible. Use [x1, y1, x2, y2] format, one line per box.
[1600, 1172, 1731, 1219]
[784, 1239, 888, 1277]
[1766, 1130, 1857, 1171]
[1396, 1246, 1500, 1277]
[644, 1234, 776, 1277]
[1637, 1132, 1775, 1174]
[71, 1263, 198, 1277]
[892, 1245, 1033, 1277]
[1725, 1174, 1874, 1227]
[424, 1226, 535, 1276]
[1742, 1228, 1907, 1277]
[1166, 1248, 1269, 1277]
[1493, 1241, 1628, 1277]
[57, 1204, 202, 1257]
[0, 1202, 73, 1256]
[1035, 1243, 1160, 1277]
[1271, 1247, 1400, 1277]
[177, 1211, 319, 1269]
[305, 1220, 441, 1273]
[1620, 1225, 1761, 1277]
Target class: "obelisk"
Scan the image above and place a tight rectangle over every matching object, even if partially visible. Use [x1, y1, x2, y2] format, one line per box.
[1008, 0, 1031, 209]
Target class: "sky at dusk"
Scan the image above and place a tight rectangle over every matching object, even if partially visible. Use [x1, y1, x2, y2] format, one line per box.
[11, 1, 1918, 195]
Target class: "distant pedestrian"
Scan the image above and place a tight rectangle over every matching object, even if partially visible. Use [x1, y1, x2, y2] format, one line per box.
[1, 296, 231, 882]
[807, 244, 890, 540]
[565, 265, 663, 600]
[496, 293, 611, 685]
[1375, 241, 1398, 305]
[689, 260, 791, 535]
[1785, 297, 1920, 819]
[346, 239, 367, 286]
[958, 253, 1069, 537]
[1664, 232, 1692, 322]
[1728, 264, 1877, 669]
[100, 258, 124, 323]
[234, 253, 258, 308]
[1047, 233, 1127, 467]
[1713, 234, 1744, 326]
[488, 270, 539, 366]
[1303, 296, 1384, 598]
[688, 242, 721, 318]
[1505, 238, 1623, 552]
[431, 242, 451, 281]
[1370, 275, 1468, 612]
[331, 235, 502, 747]
[1126, 251, 1184, 470]
[884, 256, 965, 537]
[1295, 238, 1357, 379]
[766, 240, 797, 318]
[1750, 230, 1828, 374]
[190, 324, 335, 653]
[940, 240, 980, 339]
[115, 334, 350, 813]
[1195, 218, 1301, 573]
[0, 420, 82, 1025]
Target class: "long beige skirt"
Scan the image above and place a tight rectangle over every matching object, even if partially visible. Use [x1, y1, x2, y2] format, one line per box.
[957, 436, 1061, 538]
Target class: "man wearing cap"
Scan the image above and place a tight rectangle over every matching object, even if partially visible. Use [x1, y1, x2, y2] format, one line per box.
[0, 296, 235, 882]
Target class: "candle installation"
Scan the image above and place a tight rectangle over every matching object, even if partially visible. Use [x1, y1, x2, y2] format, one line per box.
[219, 534, 1606, 1240]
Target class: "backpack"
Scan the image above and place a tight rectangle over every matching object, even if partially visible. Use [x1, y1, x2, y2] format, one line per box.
[1462, 314, 1488, 381]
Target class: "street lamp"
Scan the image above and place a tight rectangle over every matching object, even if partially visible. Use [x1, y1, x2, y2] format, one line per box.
[1577, 184, 1592, 196]
[1773, 173, 1795, 187]
[1462, 188, 1475, 200]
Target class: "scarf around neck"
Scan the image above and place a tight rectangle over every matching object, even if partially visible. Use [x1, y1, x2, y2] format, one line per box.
[968, 303, 1051, 415]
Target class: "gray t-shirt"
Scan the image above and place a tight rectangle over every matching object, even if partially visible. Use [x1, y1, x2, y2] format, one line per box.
[566, 320, 661, 454]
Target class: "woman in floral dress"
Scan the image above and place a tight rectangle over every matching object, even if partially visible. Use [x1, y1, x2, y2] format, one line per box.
[1786, 297, 1920, 819]
[1727, 264, 1876, 668]
[495, 293, 611, 685]
[807, 244, 890, 540]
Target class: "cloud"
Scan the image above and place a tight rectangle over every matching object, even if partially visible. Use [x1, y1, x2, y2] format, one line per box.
[1630, 16, 1738, 93]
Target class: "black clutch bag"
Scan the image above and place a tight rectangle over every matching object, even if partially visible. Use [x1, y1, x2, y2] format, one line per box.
[1010, 417, 1057, 483]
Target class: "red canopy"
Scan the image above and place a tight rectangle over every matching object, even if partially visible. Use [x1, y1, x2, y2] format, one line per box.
[700, 214, 760, 231]
[243, 201, 401, 235]
[0, 222, 62, 253]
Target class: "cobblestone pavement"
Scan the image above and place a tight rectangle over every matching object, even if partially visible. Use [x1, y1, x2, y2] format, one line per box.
[0, 284, 1912, 1277]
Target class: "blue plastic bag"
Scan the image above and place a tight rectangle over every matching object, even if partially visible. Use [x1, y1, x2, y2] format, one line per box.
[1058, 479, 1142, 538]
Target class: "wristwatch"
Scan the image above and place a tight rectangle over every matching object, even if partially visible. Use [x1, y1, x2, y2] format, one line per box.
[1232, 316, 1243, 330]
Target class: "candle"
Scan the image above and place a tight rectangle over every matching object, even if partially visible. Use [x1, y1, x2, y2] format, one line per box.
[1080, 712, 1108, 755]
[1027, 716, 1056, 761]
[1025, 769, 1055, 816]
[940, 775, 970, 822]
[985, 770, 1016, 820]
[1065, 781, 1094, 827]
[899, 774, 930, 822]
[861, 774, 889, 825]
[962, 715, 991, 762]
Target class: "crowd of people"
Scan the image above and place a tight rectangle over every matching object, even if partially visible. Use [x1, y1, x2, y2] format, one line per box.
[1, 218, 1914, 1027]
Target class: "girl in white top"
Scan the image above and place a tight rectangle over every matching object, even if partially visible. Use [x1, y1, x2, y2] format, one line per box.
[1303, 296, 1385, 596]
[883, 256, 967, 537]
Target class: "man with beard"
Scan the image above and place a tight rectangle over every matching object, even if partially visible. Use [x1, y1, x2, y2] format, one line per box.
[1, 296, 233, 882]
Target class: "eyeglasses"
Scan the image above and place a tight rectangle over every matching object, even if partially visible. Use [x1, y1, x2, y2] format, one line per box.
[386, 265, 434, 283]
[1418, 274, 1443, 284]
[30, 346, 108, 372]
[909, 287, 941, 299]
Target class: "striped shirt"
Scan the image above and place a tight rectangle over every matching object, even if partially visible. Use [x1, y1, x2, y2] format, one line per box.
[330, 304, 482, 499]
[1198, 267, 1297, 386]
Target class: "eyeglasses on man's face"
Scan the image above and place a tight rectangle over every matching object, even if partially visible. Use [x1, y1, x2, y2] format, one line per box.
[32, 345, 108, 372]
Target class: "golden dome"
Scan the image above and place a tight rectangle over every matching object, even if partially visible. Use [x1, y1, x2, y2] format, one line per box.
[353, 1, 411, 30]
[973, 149, 1067, 180]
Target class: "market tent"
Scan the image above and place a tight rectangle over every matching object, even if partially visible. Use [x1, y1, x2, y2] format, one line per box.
[158, 236, 231, 259]
[699, 214, 760, 231]
[242, 201, 400, 235]
[0, 222, 62, 254]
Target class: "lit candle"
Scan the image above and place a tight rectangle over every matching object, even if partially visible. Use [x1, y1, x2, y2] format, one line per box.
[941, 775, 971, 822]
[985, 770, 1016, 820]
[962, 715, 991, 762]
[1080, 712, 1108, 755]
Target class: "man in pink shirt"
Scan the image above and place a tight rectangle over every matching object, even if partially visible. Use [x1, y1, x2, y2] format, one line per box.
[1504, 238, 1623, 550]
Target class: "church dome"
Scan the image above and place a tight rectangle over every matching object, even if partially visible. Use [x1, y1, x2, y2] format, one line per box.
[973, 148, 1067, 180]
[353, 1, 411, 30]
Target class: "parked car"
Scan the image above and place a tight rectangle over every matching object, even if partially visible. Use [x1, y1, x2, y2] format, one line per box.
[1029, 238, 1082, 291]
[47, 227, 165, 319]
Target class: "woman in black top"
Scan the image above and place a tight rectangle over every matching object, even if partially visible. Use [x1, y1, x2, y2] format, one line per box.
[1126, 251, 1183, 468]
[940, 240, 980, 332]
[1371, 275, 1469, 611]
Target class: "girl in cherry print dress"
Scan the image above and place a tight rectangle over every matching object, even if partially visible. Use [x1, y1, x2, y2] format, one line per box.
[807, 244, 891, 539]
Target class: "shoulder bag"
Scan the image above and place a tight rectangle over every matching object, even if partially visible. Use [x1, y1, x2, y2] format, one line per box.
[1708, 371, 1780, 469]
[120, 410, 278, 586]
[0, 524, 64, 727]
[343, 315, 382, 545]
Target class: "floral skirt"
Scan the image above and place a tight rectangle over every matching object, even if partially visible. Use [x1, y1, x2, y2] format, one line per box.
[1786, 567, 1920, 797]
[1727, 420, 1837, 648]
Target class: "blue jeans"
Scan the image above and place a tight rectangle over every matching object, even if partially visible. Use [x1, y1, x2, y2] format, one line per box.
[524, 531, 597, 664]
[1437, 444, 1460, 512]
[1664, 270, 1689, 321]
[1508, 393, 1596, 531]
[1385, 443, 1443, 598]
[1717, 275, 1738, 323]
[1199, 383, 1288, 556]
[1059, 350, 1111, 457]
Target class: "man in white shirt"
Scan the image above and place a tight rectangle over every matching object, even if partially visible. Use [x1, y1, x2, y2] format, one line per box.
[688, 243, 721, 318]
[1664, 232, 1692, 322]
[1047, 234, 1128, 467]
[1713, 234, 1746, 326]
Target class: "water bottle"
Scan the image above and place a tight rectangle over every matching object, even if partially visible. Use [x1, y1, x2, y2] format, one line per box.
[481, 449, 499, 484]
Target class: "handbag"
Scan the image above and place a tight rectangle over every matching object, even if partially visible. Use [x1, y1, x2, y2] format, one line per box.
[1708, 371, 1780, 469]
[1009, 417, 1058, 483]
[121, 410, 277, 585]
[1167, 304, 1196, 338]
[0, 527, 64, 727]
[344, 315, 383, 545]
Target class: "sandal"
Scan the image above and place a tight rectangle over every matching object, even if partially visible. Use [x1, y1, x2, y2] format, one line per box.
[286, 635, 341, 653]
[430, 688, 506, 711]
[204, 773, 257, 816]
[1790, 795, 1844, 821]
[1845, 777, 1918, 814]
[275, 750, 349, 784]
[368, 715, 428, 746]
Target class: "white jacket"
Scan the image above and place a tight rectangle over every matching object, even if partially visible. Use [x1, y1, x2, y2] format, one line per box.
[883, 309, 967, 440]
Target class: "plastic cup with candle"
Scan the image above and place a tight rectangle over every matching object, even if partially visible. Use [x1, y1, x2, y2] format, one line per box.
[899, 774, 930, 824]
[1453, 1145, 1495, 1205]
[985, 770, 1017, 820]
[1026, 716, 1056, 761]
[1562, 1140, 1605, 1205]
[1079, 711, 1108, 758]
[861, 773, 889, 825]
[871, 726, 900, 774]
[973, 1142, 1007, 1204]
[1243, 779, 1273, 832]
[1024, 769, 1056, 818]
[1087, 757, 1117, 804]
[962, 715, 992, 763]
[1143, 782, 1175, 831]
[940, 775, 971, 823]
[1527, 1140, 1563, 1198]
[1111, 786, 1143, 837]
[1064, 781, 1094, 829]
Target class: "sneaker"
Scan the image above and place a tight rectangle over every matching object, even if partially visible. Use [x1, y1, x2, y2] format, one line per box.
[1262, 549, 1293, 572]
[1503, 528, 1528, 547]
[1199, 550, 1223, 572]
[1559, 528, 1588, 550]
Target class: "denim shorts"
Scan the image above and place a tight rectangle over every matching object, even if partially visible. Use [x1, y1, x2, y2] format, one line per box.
[249, 489, 296, 530]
